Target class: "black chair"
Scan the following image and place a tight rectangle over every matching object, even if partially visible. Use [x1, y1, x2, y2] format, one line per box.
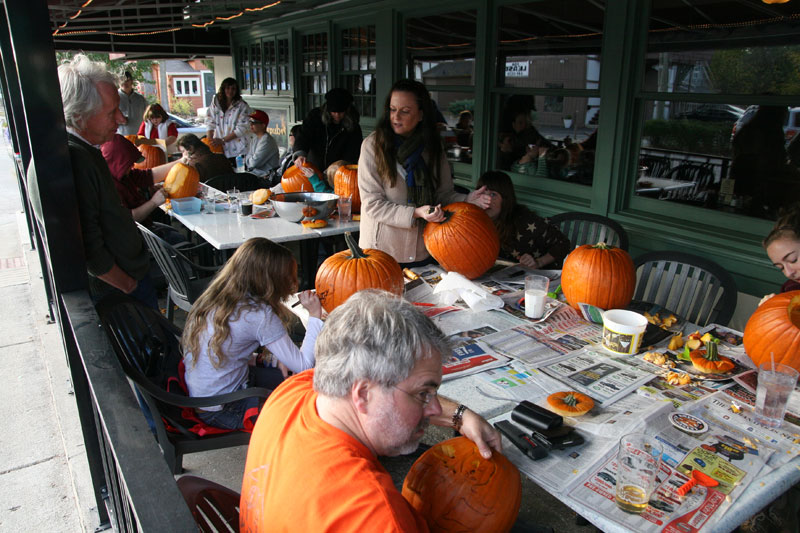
[548, 212, 629, 250]
[138, 223, 220, 323]
[205, 172, 267, 192]
[639, 156, 671, 177]
[633, 251, 738, 327]
[177, 475, 241, 532]
[96, 295, 272, 474]
[664, 162, 715, 183]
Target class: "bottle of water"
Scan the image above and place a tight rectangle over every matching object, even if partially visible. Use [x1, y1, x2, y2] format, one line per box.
[235, 155, 245, 173]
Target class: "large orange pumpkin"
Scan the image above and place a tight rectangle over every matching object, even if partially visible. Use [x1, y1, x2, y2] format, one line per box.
[281, 162, 323, 193]
[334, 164, 361, 213]
[124, 134, 139, 145]
[423, 202, 500, 280]
[315, 232, 404, 313]
[163, 163, 200, 199]
[133, 144, 166, 169]
[743, 291, 800, 372]
[402, 437, 521, 533]
[561, 242, 635, 311]
[201, 137, 224, 154]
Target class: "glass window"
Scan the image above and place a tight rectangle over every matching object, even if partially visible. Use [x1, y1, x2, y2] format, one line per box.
[494, 1, 605, 185]
[251, 42, 263, 94]
[172, 77, 200, 97]
[238, 45, 250, 92]
[301, 32, 328, 111]
[635, 0, 800, 221]
[265, 40, 277, 92]
[340, 25, 376, 118]
[278, 38, 291, 92]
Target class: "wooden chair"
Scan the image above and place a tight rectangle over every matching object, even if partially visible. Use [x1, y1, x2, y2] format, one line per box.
[95, 295, 272, 474]
[177, 475, 241, 532]
[633, 251, 737, 327]
[548, 212, 629, 250]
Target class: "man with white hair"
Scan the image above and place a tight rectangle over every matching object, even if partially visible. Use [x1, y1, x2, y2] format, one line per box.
[240, 290, 502, 532]
[56, 54, 155, 307]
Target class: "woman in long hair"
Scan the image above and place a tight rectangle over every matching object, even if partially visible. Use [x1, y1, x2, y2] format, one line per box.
[358, 79, 489, 267]
[760, 203, 800, 304]
[477, 170, 570, 269]
[205, 77, 252, 163]
[181, 238, 322, 429]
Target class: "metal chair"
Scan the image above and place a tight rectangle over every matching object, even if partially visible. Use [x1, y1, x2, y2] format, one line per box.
[548, 212, 629, 250]
[95, 295, 272, 474]
[639, 156, 672, 177]
[633, 251, 738, 327]
[177, 475, 241, 533]
[138, 223, 219, 323]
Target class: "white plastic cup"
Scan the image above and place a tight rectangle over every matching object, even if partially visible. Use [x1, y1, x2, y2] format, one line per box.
[754, 362, 799, 428]
[602, 309, 648, 355]
[338, 196, 352, 223]
[524, 275, 549, 319]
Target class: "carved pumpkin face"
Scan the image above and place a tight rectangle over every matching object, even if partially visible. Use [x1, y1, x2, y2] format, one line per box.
[281, 163, 322, 193]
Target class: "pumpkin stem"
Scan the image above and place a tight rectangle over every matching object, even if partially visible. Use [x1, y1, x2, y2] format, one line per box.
[592, 242, 612, 250]
[704, 342, 719, 361]
[563, 393, 579, 407]
[344, 231, 368, 259]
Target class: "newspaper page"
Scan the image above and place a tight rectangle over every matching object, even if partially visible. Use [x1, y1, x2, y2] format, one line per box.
[433, 308, 526, 337]
[442, 340, 511, 381]
[473, 361, 571, 402]
[637, 377, 720, 409]
[539, 348, 658, 407]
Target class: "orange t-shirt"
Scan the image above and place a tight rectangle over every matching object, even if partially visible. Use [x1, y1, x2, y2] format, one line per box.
[240, 369, 429, 533]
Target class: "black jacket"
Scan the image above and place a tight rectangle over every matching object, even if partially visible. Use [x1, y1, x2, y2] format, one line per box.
[295, 107, 363, 171]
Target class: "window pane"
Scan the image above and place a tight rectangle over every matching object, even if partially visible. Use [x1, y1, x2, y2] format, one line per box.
[430, 90, 476, 166]
[340, 25, 376, 118]
[302, 33, 328, 110]
[191, 80, 198, 94]
[406, 10, 477, 86]
[251, 42, 262, 93]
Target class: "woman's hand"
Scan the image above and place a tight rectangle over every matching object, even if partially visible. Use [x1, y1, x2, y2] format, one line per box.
[519, 254, 538, 268]
[466, 185, 491, 209]
[149, 188, 167, 207]
[459, 408, 502, 459]
[210, 137, 224, 147]
[519, 144, 537, 164]
[294, 155, 307, 168]
[299, 290, 323, 319]
[759, 293, 776, 306]
[277, 361, 290, 379]
[415, 204, 445, 223]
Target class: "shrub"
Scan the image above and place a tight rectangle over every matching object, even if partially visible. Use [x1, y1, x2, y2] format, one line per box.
[170, 98, 195, 117]
[643, 119, 733, 156]
[448, 99, 475, 116]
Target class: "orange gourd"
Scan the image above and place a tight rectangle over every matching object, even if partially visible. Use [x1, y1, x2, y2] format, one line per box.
[281, 163, 322, 193]
[334, 164, 361, 213]
[202, 137, 224, 154]
[314, 232, 403, 313]
[422, 202, 500, 279]
[133, 144, 166, 169]
[743, 291, 800, 372]
[402, 437, 521, 533]
[163, 163, 200, 199]
[689, 342, 735, 374]
[546, 391, 595, 417]
[561, 242, 635, 311]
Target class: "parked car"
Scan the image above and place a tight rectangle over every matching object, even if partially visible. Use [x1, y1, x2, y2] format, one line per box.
[168, 113, 206, 137]
[677, 104, 744, 122]
[731, 105, 800, 145]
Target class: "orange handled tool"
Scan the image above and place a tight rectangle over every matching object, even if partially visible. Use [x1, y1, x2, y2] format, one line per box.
[677, 470, 718, 496]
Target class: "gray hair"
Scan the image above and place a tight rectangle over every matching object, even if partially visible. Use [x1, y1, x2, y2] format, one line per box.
[313, 290, 450, 398]
[58, 54, 118, 130]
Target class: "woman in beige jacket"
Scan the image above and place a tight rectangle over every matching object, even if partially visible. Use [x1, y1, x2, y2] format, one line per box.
[358, 79, 489, 266]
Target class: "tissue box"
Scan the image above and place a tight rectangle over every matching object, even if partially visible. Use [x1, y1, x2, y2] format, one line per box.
[171, 196, 202, 215]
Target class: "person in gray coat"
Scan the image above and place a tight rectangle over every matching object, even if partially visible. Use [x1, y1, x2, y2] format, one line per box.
[245, 109, 280, 185]
[117, 71, 147, 137]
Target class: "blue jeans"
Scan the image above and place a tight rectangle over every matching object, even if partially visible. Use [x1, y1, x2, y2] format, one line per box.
[196, 366, 284, 430]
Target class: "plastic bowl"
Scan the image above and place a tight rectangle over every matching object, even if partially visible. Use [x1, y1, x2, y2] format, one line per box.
[270, 192, 338, 222]
[601, 309, 648, 355]
[170, 196, 202, 215]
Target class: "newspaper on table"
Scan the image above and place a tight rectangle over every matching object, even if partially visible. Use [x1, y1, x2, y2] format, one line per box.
[442, 339, 511, 381]
[405, 264, 524, 305]
[474, 360, 569, 402]
[490, 264, 561, 288]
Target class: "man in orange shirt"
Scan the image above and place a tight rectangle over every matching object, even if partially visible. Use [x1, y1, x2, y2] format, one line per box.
[240, 290, 502, 532]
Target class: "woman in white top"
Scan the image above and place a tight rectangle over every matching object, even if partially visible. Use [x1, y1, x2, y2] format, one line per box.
[181, 238, 323, 429]
[205, 77, 252, 163]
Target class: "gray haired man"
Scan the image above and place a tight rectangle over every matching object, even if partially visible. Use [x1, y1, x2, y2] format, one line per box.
[241, 290, 501, 532]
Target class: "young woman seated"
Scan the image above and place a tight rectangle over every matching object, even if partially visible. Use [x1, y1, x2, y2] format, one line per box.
[181, 238, 323, 430]
[760, 203, 800, 305]
[478, 170, 571, 269]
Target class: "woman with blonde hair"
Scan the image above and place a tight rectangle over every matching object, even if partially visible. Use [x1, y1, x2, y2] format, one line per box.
[181, 238, 322, 429]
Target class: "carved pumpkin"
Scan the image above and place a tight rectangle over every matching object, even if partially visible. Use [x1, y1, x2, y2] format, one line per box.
[281, 163, 323, 193]
[422, 202, 500, 279]
[402, 437, 521, 533]
[133, 144, 166, 170]
[201, 137, 224, 154]
[163, 163, 200, 199]
[250, 188, 271, 205]
[561, 243, 635, 311]
[743, 291, 800, 372]
[315, 232, 403, 313]
[334, 164, 361, 213]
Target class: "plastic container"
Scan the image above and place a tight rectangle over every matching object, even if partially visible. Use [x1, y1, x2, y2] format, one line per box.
[170, 196, 202, 215]
[235, 155, 245, 172]
[601, 309, 647, 355]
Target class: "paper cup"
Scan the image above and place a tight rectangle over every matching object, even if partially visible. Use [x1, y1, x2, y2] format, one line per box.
[602, 309, 647, 355]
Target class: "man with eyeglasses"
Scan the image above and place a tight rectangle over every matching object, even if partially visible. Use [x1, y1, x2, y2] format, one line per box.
[241, 290, 501, 532]
[244, 109, 280, 185]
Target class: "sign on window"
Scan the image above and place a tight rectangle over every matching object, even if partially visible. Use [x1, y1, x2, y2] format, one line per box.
[505, 61, 529, 78]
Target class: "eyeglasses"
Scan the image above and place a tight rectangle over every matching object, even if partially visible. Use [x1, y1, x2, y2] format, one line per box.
[394, 386, 438, 406]
[249, 120, 259, 125]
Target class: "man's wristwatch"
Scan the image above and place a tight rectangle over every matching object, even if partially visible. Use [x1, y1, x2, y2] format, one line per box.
[452, 404, 467, 432]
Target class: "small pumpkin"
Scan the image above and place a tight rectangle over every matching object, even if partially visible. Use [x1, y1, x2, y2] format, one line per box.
[281, 163, 322, 193]
[561, 242, 635, 311]
[402, 436, 521, 533]
[689, 342, 734, 374]
[301, 218, 328, 229]
[201, 137, 224, 154]
[314, 232, 404, 313]
[423, 202, 500, 279]
[163, 163, 200, 199]
[743, 291, 800, 372]
[546, 391, 595, 417]
[133, 144, 167, 169]
[250, 188, 271, 205]
[334, 164, 361, 213]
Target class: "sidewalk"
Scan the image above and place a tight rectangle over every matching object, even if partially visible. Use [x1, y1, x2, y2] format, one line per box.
[0, 147, 95, 532]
